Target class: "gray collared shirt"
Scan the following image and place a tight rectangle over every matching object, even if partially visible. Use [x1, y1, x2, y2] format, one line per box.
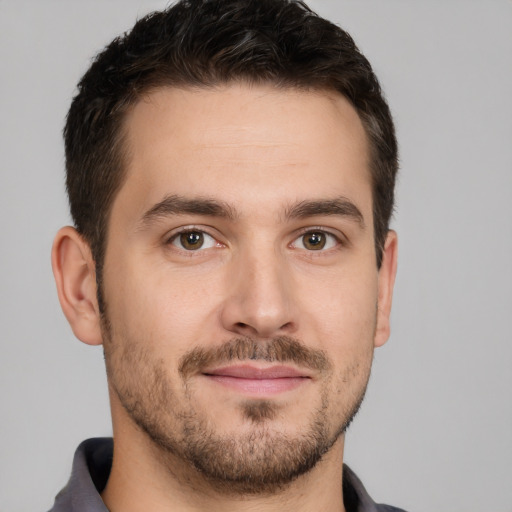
[48, 438, 407, 512]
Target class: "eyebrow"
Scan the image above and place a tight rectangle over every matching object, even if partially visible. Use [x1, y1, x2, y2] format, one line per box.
[139, 194, 238, 227]
[284, 197, 365, 228]
[139, 194, 365, 229]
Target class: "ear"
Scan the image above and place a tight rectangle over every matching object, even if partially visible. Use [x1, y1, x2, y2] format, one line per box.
[51, 226, 103, 345]
[374, 230, 398, 348]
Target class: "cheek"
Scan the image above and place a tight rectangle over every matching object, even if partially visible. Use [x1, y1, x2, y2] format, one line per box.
[102, 255, 226, 354]
[299, 265, 379, 343]
[297, 266, 378, 397]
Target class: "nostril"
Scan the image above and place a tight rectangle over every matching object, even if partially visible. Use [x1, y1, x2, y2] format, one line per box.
[235, 322, 256, 334]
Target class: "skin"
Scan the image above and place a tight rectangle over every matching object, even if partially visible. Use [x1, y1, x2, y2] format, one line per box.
[52, 83, 398, 512]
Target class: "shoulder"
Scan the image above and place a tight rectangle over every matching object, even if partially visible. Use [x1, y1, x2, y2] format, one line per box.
[375, 505, 409, 512]
[343, 464, 409, 512]
[47, 438, 112, 512]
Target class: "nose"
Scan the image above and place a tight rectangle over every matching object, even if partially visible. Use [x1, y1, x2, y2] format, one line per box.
[220, 248, 298, 339]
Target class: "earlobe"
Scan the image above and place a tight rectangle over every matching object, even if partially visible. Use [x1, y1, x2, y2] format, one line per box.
[374, 230, 398, 348]
[51, 226, 103, 346]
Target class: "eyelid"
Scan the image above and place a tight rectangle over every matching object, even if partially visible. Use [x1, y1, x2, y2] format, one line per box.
[164, 225, 224, 250]
[290, 226, 345, 250]
[162, 225, 346, 253]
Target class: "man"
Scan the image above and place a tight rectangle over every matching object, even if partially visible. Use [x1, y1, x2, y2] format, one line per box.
[50, 0, 402, 510]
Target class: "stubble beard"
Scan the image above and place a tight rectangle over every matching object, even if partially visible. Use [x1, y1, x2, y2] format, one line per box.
[102, 317, 371, 495]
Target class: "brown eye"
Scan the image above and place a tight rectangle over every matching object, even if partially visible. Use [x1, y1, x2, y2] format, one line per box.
[170, 230, 219, 251]
[291, 230, 339, 251]
[302, 232, 327, 250]
[169, 230, 218, 252]
[180, 231, 204, 250]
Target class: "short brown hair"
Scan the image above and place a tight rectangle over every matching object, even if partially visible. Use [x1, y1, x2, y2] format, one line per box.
[64, 0, 398, 286]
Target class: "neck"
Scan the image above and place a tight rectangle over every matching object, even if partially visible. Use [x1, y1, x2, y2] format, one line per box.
[102, 401, 347, 512]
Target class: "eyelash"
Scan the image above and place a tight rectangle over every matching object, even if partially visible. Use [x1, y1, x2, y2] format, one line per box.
[165, 226, 343, 254]
[290, 227, 343, 252]
[166, 226, 221, 252]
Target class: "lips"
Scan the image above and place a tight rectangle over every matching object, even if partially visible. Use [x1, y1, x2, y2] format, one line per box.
[202, 365, 310, 395]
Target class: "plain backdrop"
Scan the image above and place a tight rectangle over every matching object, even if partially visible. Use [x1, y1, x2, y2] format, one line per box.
[1, 1, 511, 511]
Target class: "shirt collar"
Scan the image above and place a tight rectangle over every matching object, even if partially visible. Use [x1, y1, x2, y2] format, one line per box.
[49, 437, 384, 512]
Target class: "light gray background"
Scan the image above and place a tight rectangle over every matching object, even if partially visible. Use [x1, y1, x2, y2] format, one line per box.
[1, 1, 511, 511]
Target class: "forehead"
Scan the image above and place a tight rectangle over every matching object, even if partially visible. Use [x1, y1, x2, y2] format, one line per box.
[116, 83, 372, 222]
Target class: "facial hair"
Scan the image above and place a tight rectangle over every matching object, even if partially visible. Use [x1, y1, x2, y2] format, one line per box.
[103, 321, 371, 495]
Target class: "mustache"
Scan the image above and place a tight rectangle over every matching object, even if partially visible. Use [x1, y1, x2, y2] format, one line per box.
[178, 336, 331, 379]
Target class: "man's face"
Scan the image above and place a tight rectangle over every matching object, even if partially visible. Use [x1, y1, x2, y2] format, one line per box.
[100, 84, 393, 492]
